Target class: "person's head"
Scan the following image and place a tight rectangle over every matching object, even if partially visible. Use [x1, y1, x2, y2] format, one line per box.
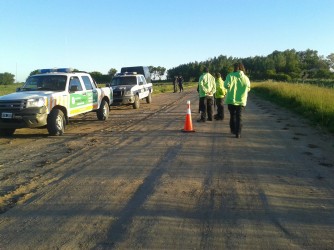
[216, 72, 221, 78]
[233, 62, 245, 72]
[203, 67, 209, 73]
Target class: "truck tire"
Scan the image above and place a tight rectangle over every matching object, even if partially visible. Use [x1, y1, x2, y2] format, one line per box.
[97, 99, 109, 120]
[133, 95, 140, 109]
[0, 128, 16, 136]
[47, 109, 65, 136]
[146, 92, 152, 104]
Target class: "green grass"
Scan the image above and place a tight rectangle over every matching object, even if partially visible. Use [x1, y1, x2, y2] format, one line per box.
[0, 84, 23, 96]
[252, 81, 334, 133]
[152, 82, 197, 94]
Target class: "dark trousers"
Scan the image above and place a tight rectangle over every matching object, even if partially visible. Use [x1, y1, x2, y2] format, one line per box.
[228, 104, 244, 135]
[215, 98, 224, 119]
[199, 96, 214, 120]
[178, 83, 183, 92]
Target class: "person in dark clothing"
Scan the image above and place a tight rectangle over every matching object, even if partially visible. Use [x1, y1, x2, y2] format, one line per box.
[178, 75, 184, 92]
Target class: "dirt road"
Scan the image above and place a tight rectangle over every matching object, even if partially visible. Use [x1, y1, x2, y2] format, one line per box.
[0, 88, 333, 249]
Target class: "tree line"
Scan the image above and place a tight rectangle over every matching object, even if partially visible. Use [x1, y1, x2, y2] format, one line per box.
[0, 66, 167, 85]
[167, 49, 334, 82]
[1, 49, 333, 85]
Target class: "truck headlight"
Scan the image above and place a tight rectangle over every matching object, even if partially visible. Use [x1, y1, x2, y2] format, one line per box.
[125, 90, 132, 95]
[26, 98, 45, 108]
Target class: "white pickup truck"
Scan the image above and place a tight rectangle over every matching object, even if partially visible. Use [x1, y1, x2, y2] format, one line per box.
[0, 68, 113, 136]
[108, 67, 153, 109]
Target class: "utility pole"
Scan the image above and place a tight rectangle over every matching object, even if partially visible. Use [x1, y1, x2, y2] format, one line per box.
[16, 63, 18, 83]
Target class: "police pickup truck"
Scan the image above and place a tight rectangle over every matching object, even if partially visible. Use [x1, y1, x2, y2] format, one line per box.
[108, 68, 153, 109]
[0, 68, 113, 136]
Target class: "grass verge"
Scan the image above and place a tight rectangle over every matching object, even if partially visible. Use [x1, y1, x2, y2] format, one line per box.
[252, 81, 334, 133]
[0, 84, 23, 96]
[152, 82, 197, 94]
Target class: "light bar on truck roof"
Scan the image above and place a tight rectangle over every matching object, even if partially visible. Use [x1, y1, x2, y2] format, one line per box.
[118, 72, 137, 75]
[38, 68, 73, 74]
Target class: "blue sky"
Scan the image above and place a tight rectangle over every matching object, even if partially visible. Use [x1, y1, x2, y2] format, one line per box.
[1, 0, 333, 82]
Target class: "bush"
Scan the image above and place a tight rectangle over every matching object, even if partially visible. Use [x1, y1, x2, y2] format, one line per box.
[273, 73, 291, 82]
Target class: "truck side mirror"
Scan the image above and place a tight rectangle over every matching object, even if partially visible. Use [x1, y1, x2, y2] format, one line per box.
[16, 87, 21, 92]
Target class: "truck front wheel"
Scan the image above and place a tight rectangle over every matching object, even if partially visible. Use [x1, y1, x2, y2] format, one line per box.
[97, 99, 109, 120]
[133, 95, 140, 109]
[47, 109, 65, 136]
[146, 92, 152, 104]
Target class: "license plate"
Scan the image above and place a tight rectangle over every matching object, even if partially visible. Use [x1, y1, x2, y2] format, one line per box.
[1, 112, 13, 119]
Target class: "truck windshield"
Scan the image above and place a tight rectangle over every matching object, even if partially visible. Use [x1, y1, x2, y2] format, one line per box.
[21, 75, 67, 91]
[111, 76, 137, 86]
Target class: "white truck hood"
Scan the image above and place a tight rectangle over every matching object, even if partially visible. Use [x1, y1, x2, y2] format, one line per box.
[0, 91, 61, 101]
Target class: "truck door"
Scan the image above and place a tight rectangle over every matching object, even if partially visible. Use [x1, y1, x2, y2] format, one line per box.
[69, 76, 88, 116]
[81, 75, 98, 109]
[139, 75, 149, 98]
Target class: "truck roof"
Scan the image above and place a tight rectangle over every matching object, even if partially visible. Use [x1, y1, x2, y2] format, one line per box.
[34, 68, 90, 76]
[120, 66, 151, 83]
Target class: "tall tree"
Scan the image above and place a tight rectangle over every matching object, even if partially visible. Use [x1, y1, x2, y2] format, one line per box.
[327, 53, 334, 70]
[149, 66, 166, 80]
[0, 72, 15, 85]
[108, 68, 117, 78]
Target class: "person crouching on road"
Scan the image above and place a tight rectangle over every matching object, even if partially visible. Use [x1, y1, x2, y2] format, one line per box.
[214, 72, 227, 120]
[197, 67, 216, 122]
[224, 62, 250, 138]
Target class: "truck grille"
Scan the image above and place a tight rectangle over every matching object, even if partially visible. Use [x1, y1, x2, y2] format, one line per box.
[0, 100, 27, 110]
[113, 90, 124, 97]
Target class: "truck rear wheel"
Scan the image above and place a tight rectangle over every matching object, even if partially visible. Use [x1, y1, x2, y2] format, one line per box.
[0, 128, 16, 136]
[97, 99, 109, 120]
[133, 95, 140, 109]
[47, 109, 65, 136]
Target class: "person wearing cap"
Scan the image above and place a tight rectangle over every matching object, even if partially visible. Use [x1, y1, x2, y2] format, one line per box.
[224, 62, 250, 138]
[197, 67, 216, 122]
[214, 72, 227, 120]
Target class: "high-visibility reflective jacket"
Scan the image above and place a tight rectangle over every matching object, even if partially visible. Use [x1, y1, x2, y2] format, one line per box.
[215, 76, 227, 98]
[198, 72, 216, 98]
[224, 70, 250, 106]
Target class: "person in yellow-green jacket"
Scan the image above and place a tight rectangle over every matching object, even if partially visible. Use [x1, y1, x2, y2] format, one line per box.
[224, 62, 250, 138]
[214, 72, 227, 121]
[197, 67, 216, 122]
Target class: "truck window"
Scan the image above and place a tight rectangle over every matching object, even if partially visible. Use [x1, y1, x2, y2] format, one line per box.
[23, 75, 67, 91]
[81, 76, 94, 90]
[111, 76, 137, 86]
[140, 76, 146, 84]
[69, 77, 83, 91]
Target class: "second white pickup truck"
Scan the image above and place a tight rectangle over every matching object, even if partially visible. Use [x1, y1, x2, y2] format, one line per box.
[108, 70, 153, 109]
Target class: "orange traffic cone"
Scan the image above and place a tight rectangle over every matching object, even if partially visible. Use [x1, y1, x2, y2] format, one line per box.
[182, 100, 195, 132]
